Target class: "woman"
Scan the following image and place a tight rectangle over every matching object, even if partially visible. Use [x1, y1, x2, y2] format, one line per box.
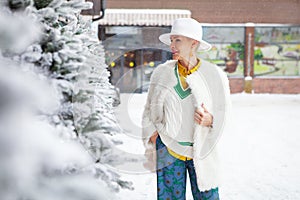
[142, 18, 231, 200]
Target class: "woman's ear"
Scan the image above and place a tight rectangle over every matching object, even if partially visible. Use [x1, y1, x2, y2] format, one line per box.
[192, 40, 200, 50]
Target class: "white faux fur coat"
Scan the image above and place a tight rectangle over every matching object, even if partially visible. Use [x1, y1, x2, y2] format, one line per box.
[142, 59, 231, 192]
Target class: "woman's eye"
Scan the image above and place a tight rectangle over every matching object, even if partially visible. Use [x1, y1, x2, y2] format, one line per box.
[171, 39, 181, 43]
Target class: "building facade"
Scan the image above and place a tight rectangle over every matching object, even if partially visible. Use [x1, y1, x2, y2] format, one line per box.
[84, 0, 300, 93]
[106, 0, 300, 24]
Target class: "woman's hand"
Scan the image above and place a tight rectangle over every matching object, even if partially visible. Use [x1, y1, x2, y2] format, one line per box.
[149, 131, 158, 144]
[194, 104, 213, 127]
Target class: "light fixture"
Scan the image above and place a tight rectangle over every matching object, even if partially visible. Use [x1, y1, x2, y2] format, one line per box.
[149, 61, 155, 67]
[129, 62, 135, 67]
[110, 62, 116, 67]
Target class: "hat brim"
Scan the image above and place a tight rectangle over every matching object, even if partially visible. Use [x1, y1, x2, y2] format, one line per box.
[159, 33, 212, 52]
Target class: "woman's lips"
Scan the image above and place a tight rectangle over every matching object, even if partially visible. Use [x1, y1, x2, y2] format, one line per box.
[172, 51, 180, 60]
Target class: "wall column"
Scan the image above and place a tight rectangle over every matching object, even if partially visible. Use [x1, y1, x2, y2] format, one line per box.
[244, 23, 255, 93]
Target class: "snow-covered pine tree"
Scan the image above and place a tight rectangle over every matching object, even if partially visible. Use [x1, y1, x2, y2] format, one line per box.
[0, 0, 132, 199]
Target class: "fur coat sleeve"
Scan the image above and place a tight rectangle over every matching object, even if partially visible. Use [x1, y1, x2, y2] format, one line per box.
[186, 60, 231, 191]
[141, 60, 177, 171]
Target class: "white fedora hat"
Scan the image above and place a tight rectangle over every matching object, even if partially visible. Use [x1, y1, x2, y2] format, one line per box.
[159, 18, 211, 52]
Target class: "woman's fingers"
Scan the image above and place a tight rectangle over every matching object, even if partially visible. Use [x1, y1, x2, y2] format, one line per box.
[194, 108, 203, 124]
[195, 107, 213, 127]
[150, 131, 158, 143]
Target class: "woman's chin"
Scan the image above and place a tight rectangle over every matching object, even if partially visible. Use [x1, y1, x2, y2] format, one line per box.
[172, 54, 180, 60]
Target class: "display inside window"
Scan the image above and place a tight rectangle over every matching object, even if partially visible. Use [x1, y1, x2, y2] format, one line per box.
[199, 27, 245, 77]
[102, 26, 172, 92]
[254, 27, 300, 76]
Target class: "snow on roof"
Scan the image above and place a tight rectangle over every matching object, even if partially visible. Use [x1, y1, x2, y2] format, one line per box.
[98, 9, 191, 26]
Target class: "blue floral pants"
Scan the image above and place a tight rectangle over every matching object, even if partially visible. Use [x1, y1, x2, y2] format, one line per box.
[156, 136, 219, 200]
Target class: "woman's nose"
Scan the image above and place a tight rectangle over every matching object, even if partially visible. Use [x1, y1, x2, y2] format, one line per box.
[170, 41, 175, 49]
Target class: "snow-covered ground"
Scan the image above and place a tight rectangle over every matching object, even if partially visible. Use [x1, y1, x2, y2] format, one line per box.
[112, 93, 300, 200]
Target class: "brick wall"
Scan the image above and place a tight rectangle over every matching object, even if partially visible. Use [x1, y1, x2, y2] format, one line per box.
[106, 0, 300, 24]
[252, 77, 300, 94]
[229, 78, 244, 93]
[229, 77, 300, 94]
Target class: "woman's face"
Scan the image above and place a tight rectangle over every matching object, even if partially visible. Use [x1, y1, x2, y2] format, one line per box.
[170, 35, 198, 60]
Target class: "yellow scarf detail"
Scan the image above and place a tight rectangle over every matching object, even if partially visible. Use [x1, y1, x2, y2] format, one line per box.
[177, 59, 201, 89]
[178, 59, 201, 77]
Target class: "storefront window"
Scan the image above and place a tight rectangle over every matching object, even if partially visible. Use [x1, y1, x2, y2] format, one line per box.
[254, 26, 300, 76]
[102, 26, 172, 92]
[101, 25, 300, 92]
[102, 26, 247, 92]
[199, 26, 245, 77]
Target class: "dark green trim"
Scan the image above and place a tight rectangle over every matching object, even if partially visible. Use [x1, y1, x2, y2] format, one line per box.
[173, 64, 191, 99]
[178, 141, 194, 146]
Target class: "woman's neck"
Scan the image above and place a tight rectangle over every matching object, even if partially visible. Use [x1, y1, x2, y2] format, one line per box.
[179, 56, 198, 70]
